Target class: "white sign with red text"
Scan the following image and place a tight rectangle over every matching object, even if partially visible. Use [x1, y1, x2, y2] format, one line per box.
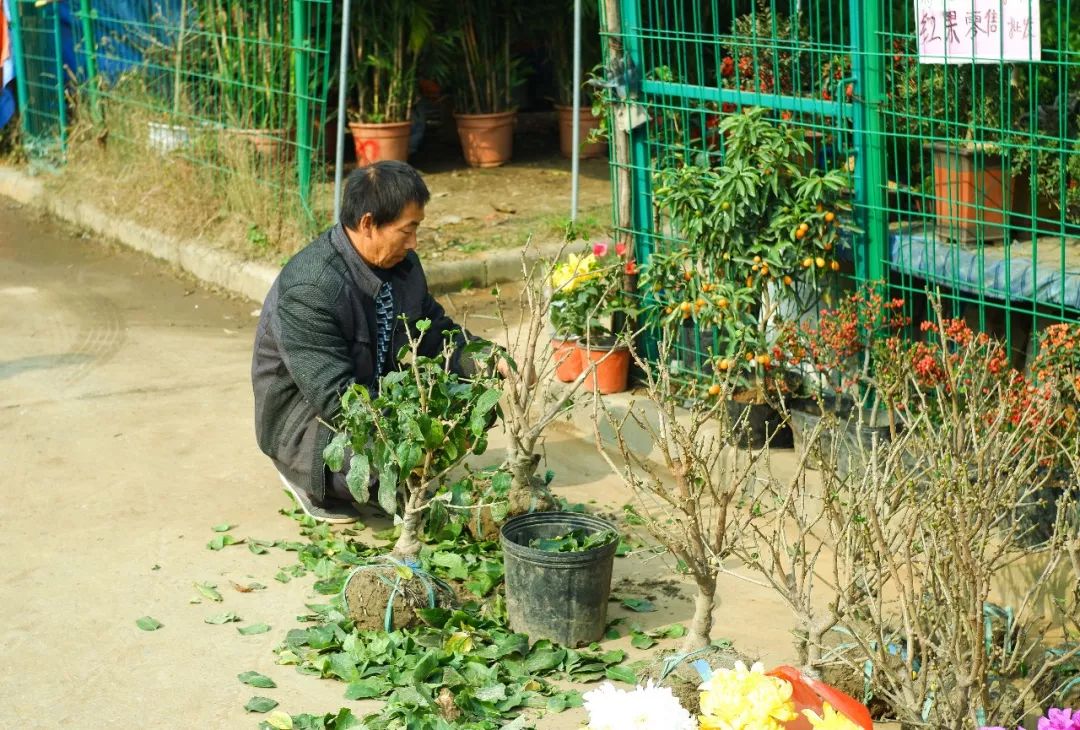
[915, 0, 1041, 63]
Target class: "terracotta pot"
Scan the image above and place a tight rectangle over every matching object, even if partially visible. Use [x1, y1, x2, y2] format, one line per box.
[554, 104, 606, 160]
[928, 142, 1013, 244]
[551, 337, 584, 383]
[224, 127, 291, 161]
[348, 121, 411, 166]
[454, 111, 516, 168]
[581, 343, 630, 394]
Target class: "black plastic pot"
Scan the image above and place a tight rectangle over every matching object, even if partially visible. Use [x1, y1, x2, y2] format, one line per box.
[501, 512, 618, 647]
[725, 399, 793, 449]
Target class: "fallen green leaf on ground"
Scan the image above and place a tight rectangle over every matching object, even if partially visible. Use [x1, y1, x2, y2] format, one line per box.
[604, 665, 638, 684]
[620, 597, 656, 613]
[205, 611, 241, 625]
[211, 523, 234, 532]
[208, 533, 244, 550]
[630, 630, 656, 650]
[239, 623, 271, 635]
[245, 696, 279, 713]
[194, 581, 222, 602]
[239, 671, 277, 689]
[135, 616, 162, 631]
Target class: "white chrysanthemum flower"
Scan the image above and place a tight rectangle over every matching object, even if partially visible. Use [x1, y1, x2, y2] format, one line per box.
[583, 680, 696, 730]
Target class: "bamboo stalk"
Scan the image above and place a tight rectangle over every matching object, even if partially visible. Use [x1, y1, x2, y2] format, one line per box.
[171, 0, 188, 118]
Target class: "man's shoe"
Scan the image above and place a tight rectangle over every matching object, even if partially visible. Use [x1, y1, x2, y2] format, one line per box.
[278, 472, 361, 524]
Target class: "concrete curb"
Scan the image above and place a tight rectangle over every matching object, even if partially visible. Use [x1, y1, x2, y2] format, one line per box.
[0, 165, 565, 303]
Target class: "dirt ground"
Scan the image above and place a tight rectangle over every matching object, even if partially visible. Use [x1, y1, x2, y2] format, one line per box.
[0, 198, 805, 728]
[51, 111, 613, 268]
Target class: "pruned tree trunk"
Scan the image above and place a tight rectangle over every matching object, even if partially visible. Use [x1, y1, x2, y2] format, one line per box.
[682, 574, 717, 653]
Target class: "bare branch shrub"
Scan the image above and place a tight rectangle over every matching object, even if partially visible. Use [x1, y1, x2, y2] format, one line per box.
[591, 328, 782, 653]
[807, 306, 1080, 728]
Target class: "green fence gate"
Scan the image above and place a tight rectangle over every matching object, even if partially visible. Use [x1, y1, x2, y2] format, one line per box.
[607, 0, 1080, 373]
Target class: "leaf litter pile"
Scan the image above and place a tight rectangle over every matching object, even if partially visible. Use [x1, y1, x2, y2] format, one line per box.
[172, 503, 688, 729]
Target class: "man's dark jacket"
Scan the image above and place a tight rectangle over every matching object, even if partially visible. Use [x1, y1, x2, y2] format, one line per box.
[251, 224, 476, 502]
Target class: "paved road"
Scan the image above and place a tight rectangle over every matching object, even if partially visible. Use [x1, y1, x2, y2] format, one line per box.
[0, 200, 362, 726]
[0, 198, 799, 727]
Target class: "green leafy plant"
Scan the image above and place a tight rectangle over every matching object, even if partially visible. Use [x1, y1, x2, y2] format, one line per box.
[540, 1, 602, 107]
[440, 0, 525, 115]
[649, 107, 849, 401]
[528, 528, 617, 553]
[199, 0, 292, 130]
[348, 0, 433, 124]
[722, 0, 811, 98]
[324, 319, 501, 561]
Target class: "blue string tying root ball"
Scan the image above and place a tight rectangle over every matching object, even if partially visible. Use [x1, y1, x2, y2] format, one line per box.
[342, 555, 456, 632]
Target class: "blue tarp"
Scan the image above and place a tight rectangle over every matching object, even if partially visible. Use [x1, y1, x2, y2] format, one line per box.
[0, 0, 182, 130]
[77, 1, 186, 81]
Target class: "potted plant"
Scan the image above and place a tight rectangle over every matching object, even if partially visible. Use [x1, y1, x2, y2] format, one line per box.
[346, 0, 433, 165]
[501, 512, 618, 647]
[549, 240, 635, 393]
[649, 107, 849, 446]
[324, 320, 501, 630]
[888, 59, 1016, 244]
[202, 0, 293, 159]
[775, 283, 909, 465]
[543, 2, 605, 160]
[442, 0, 524, 167]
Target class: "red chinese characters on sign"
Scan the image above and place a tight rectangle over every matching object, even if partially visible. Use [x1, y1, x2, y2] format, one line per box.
[915, 0, 1040, 63]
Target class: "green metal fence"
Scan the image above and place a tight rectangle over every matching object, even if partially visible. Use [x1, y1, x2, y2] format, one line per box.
[7, 0, 69, 161]
[605, 0, 1080, 377]
[8, 0, 333, 221]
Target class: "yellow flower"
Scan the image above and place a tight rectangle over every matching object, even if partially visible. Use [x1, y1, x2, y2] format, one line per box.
[802, 702, 861, 730]
[698, 661, 797, 730]
[551, 253, 599, 293]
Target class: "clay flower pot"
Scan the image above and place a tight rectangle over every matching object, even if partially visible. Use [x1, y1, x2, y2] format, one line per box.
[454, 111, 516, 168]
[348, 120, 412, 165]
[554, 104, 606, 160]
[551, 336, 584, 383]
[581, 341, 630, 394]
[927, 142, 1012, 244]
[223, 127, 292, 162]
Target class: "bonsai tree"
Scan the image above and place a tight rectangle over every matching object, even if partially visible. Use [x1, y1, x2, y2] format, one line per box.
[324, 319, 501, 629]
[348, 0, 434, 124]
[592, 327, 782, 654]
[808, 305, 1080, 727]
[454, 240, 635, 540]
[648, 107, 849, 403]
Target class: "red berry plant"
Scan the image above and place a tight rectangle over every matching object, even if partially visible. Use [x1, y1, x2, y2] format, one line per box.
[776, 282, 908, 429]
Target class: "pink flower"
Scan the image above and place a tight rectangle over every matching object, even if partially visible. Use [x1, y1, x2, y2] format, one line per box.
[615, 242, 628, 257]
[592, 241, 610, 257]
[1038, 708, 1080, 730]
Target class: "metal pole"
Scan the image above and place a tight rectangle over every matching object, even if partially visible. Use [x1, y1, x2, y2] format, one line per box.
[51, 2, 66, 152]
[8, 0, 30, 140]
[569, 0, 582, 223]
[292, 0, 312, 214]
[332, 0, 351, 223]
[852, 0, 886, 282]
[77, 0, 99, 123]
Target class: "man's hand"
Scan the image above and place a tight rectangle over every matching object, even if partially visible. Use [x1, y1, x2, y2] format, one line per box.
[497, 357, 537, 388]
